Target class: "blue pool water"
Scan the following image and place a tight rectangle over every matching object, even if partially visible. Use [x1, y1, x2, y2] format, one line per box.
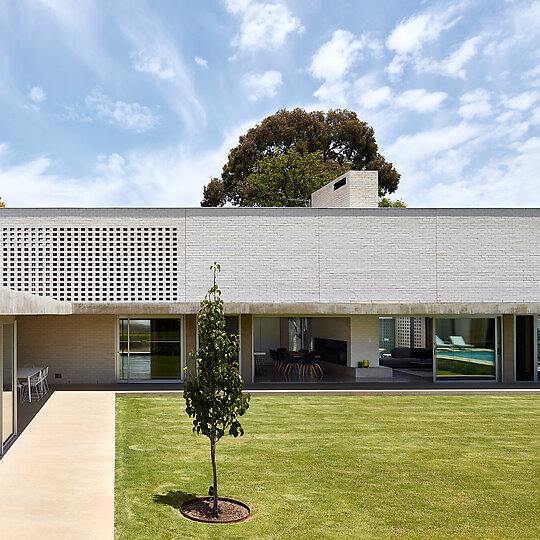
[438, 349, 495, 363]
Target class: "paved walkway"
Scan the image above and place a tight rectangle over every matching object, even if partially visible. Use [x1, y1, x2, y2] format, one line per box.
[0, 391, 115, 540]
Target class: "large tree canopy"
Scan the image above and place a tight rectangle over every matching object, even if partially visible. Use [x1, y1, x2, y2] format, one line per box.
[201, 108, 401, 207]
[235, 150, 350, 207]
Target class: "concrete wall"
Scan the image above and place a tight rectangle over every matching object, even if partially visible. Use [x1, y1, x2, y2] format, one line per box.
[350, 316, 380, 367]
[502, 315, 515, 383]
[184, 314, 197, 379]
[240, 315, 253, 383]
[1, 208, 540, 308]
[16, 315, 115, 384]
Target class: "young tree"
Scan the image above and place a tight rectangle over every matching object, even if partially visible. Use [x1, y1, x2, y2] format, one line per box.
[201, 108, 401, 206]
[183, 263, 250, 517]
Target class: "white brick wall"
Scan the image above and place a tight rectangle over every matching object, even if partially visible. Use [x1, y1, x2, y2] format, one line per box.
[0, 208, 539, 305]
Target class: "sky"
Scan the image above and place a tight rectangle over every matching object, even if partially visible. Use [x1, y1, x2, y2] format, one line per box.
[0, 0, 539, 207]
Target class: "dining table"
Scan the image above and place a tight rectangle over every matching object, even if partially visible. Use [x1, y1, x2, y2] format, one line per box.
[17, 366, 43, 403]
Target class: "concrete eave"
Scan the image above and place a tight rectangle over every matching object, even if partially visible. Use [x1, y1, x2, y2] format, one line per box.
[71, 301, 540, 316]
[0, 287, 72, 315]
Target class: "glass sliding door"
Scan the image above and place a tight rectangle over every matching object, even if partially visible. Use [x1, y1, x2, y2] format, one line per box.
[435, 318, 497, 380]
[515, 315, 535, 382]
[537, 316, 539, 381]
[118, 318, 182, 381]
[2, 323, 15, 448]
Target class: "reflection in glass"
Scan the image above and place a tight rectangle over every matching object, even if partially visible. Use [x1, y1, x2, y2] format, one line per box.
[3, 324, 14, 444]
[224, 316, 239, 338]
[537, 322, 540, 380]
[119, 318, 181, 381]
[435, 318, 496, 379]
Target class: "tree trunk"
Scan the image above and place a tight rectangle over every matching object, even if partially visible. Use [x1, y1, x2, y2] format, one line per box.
[211, 384, 218, 518]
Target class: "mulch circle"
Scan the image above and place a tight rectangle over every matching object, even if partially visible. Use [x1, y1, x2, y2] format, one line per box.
[180, 497, 251, 524]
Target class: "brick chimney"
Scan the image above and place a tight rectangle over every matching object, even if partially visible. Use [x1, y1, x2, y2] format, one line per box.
[311, 170, 378, 208]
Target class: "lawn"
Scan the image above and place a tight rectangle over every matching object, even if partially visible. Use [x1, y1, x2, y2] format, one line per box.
[115, 395, 540, 539]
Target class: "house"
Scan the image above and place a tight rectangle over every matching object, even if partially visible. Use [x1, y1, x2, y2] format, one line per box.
[1, 170, 539, 452]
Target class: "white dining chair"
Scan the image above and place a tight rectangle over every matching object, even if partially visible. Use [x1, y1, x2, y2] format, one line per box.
[29, 372, 44, 401]
[17, 380, 28, 403]
[41, 367, 49, 395]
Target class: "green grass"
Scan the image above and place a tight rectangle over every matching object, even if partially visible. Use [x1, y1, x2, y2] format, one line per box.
[115, 396, 540, 539]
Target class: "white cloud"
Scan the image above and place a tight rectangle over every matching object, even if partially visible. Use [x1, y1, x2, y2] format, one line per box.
[358, 86, 392, 110]
[428, 148, 471, 179]
[355, 81, 446, 113]
[313, 80, 351, 108]
[84, 88, 160, 133]
[458, 89, 492, 119]
[28, 86, 46, 103]
[0, 147, 122, 207]
[0, 120, 257, 207]
[310, 30, 364, 82]
[395, 89, 447, 113]
[420, 36, 482, 79]
[417, 136, 540, 207]
[57, 104, 93, 123]
[119, 11, 206, 131]
[386, 7, 460, 77]
[386, 55, 406, 78]
[483, 0, 540, 56]
[194, 56, 208, 68]
[495, 110, 520, 124]
[130, 50, 175, 79]
[387, 122, 483, 171]
[387, 10, 459, 56]
[385, 5, 480, 80]
[310, 29, 381, 106]
[504, 90, 540, 111]
[242, 70, 282, 101]
[224, 0, 303, 51]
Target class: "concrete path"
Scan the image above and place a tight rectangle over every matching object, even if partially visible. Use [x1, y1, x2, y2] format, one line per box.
[0, 391, 115, 540]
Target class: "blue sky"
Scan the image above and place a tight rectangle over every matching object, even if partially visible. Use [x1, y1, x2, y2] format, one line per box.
[0, 0, 539, 207]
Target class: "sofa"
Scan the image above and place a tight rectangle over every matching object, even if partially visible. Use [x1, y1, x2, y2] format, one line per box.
[380, 347, 433, 369]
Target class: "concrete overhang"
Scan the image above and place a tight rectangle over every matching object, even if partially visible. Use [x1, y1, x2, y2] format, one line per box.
[72, 301, 540, 316]
[0, 287, 72, 315]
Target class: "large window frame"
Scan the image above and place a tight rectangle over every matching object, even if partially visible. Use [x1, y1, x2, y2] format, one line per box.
[1, 320, 17, 457]
[433, 316, 501, 382]
[115, 315, 185, 383]
[536, 314, 539, 383]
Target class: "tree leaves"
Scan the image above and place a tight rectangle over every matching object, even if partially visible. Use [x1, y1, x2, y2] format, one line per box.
[183, 264, 250, 444]
[201, 108, 401, 206]
[238, 150, 350, 207]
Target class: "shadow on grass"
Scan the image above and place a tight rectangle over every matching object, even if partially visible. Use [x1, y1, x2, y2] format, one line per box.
[153, 490, 198, 508]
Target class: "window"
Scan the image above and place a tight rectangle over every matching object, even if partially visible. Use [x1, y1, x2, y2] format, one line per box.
[435, 318, 497, 380]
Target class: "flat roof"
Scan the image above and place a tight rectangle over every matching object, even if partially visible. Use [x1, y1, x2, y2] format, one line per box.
[0, 287, 72, 315]
[1, 207, 540, 218]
